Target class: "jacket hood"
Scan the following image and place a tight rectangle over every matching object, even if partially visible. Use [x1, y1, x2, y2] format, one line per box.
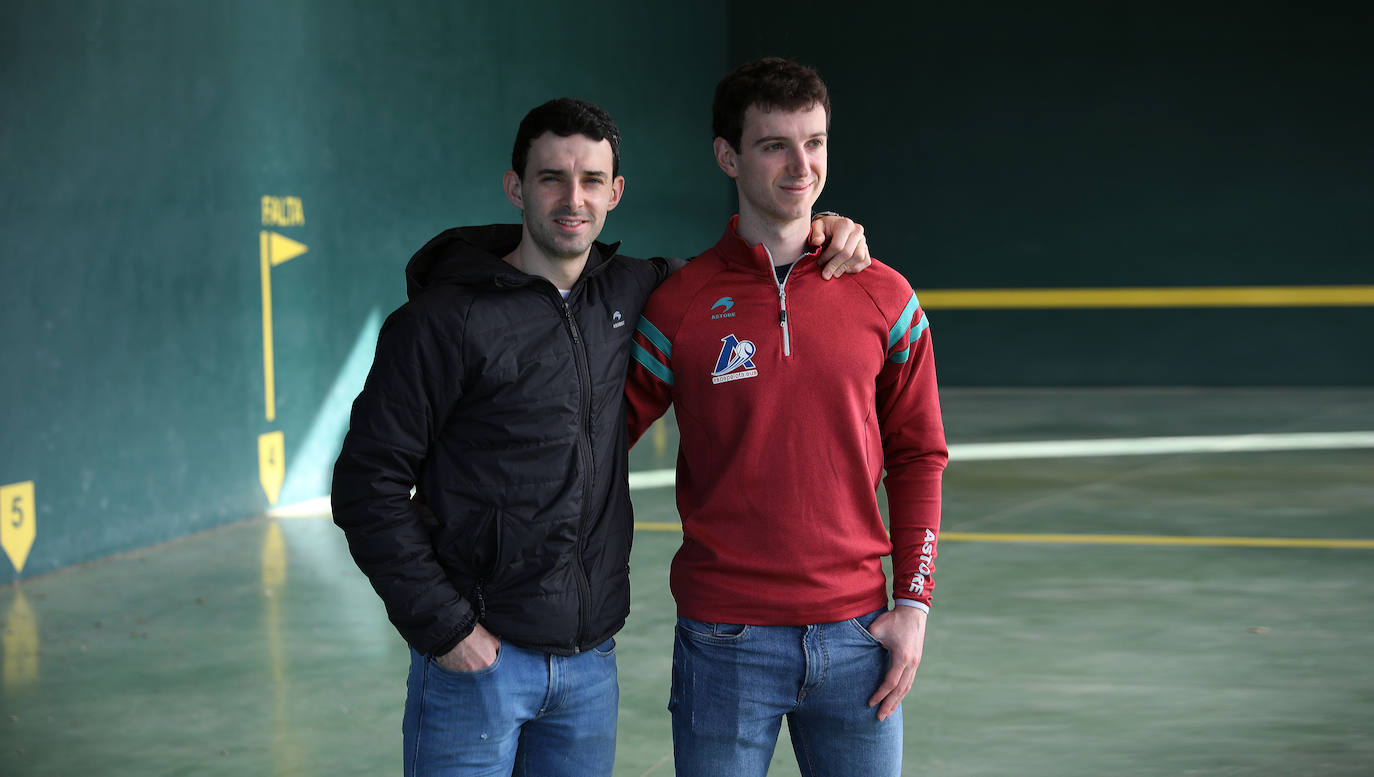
[405, 224, 622, 300]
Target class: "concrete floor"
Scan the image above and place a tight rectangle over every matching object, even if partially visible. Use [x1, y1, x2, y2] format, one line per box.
[3, 388, 1373, 776]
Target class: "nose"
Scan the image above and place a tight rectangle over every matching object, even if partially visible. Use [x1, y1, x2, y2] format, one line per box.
[564, 180, 586, 211]
[786, 147, 808, 177]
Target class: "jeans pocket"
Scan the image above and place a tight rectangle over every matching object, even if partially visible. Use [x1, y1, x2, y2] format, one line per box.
[676, 616, 748, 642]
[591, 637, 616, 657]
[848, 609, 888, 648]
[427, 643, 504, 680]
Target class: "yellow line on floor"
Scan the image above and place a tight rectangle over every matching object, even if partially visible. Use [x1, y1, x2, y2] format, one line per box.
[919, 285, 1374, 309]
[939, 532, 1374, 549]
[634, 523, 1374, 549]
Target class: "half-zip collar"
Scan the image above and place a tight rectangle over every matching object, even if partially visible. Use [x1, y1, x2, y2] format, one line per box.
[711, 215, 822, 358]
[711, 214, 821, 279]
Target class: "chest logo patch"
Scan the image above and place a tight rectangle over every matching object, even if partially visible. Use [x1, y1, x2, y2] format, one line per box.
[711, 297, 736, 319]
[611, 310, 625, 328]
[711, 334, 758, 384]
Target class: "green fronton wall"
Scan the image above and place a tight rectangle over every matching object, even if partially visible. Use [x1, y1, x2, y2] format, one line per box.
[729, 1, 1374, 385]
[2, 1, 1370, 579]
[0, 0, 728, 581]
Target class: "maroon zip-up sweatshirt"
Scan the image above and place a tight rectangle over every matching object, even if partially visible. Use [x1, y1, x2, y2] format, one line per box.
[627, 216, 947, 624]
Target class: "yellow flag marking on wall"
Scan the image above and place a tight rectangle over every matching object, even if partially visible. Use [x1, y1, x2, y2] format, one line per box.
[260, 231, 308, 422]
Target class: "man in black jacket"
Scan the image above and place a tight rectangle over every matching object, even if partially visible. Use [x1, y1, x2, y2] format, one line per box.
[331, 98, 868, 777]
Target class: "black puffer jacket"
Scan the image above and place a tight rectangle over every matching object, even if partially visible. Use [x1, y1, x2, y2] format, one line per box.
[332, 224, 671, 657]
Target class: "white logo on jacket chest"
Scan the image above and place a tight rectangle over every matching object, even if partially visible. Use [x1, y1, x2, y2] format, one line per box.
[612, 310, 625, 328]
[711, 334, 758, 384]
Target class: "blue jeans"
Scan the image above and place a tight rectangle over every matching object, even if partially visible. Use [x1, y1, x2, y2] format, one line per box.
[402, 638, 619, 777]
[669, 609, 902, 777]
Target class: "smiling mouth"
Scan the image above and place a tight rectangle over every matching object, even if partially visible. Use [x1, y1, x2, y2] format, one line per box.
[553, 217, 589, 231]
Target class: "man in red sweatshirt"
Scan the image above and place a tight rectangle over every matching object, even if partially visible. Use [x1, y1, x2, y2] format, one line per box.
[626, 58, 948, 776]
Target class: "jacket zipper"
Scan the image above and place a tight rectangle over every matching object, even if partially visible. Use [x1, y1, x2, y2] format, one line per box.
[561, 298, 595, 651]
[472, 579, 487, 619]
[470, 508, 500, 621]
[776, 264, 794, 358]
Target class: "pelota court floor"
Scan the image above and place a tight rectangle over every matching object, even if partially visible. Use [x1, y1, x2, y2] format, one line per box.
[3, 388, 1372, 776]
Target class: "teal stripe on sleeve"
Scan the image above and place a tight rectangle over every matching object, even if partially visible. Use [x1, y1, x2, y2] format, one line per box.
[631, 342, 674, 386]
[635, 317, 672, 359]
[887, 313, 929, 364]
[887, 293, 921, 350]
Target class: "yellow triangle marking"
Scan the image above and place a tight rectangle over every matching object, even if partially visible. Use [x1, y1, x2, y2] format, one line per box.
[266, 232, 308, 266]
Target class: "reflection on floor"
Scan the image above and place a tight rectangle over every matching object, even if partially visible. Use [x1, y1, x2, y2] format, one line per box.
[4, 389, 1373, 776]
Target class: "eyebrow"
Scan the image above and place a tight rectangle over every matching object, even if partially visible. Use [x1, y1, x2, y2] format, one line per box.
[536, 168, 609, 178]
[752, 132, 828, 147]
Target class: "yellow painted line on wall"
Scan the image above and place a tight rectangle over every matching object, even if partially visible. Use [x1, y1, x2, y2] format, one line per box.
[918, 285, 1374, 309]
[260, 231, 276, 421]
[633, 523, 1374, 549]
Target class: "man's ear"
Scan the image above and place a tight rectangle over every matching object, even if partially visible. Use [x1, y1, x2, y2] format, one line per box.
[606, 175, 626, 211]
[713, 137, 739, 179]
[503, 170, 523, 210]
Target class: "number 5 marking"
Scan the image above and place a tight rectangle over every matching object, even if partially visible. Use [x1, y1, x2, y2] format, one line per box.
[1, 481, 36, 573]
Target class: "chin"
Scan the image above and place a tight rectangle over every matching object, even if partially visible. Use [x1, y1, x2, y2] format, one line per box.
[552, 244, 591, 260]
[775, 205, 813, 223]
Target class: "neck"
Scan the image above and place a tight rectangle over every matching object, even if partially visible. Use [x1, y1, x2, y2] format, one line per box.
[503, 237, 588, 290]
[734, 208, 811, 266]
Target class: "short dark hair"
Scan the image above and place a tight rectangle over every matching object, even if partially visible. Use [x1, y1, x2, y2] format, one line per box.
[712, 57, 831, 152]
[511, 98, 622, 179]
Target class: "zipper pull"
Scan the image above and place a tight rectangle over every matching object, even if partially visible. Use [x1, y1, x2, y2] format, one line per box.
[778, 287, 793, 357]
[564, 304, 582, 344]
[473, 580, 487, 619]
